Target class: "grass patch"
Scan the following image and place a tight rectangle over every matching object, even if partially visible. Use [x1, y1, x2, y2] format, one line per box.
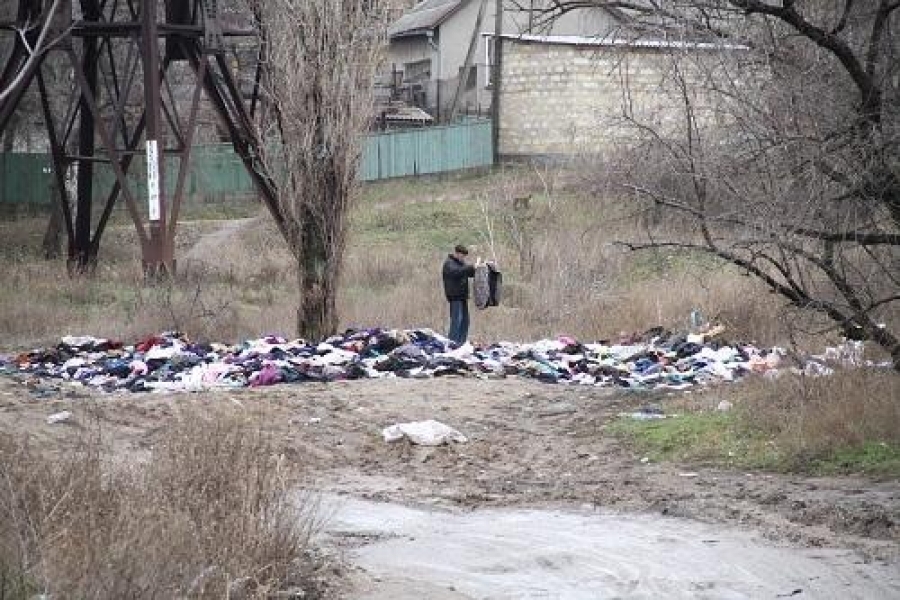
[610, 369, 900, 476]
[357, 168, 498, 207]
[352, 197, 480, 250]
[622, 247, 726, 284]
[0, 167, 864, 349]
[816, 443, 900, 476]
[609, 412, 782, 469]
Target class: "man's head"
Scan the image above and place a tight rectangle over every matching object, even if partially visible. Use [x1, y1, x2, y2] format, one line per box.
[453, 244, 469, 259]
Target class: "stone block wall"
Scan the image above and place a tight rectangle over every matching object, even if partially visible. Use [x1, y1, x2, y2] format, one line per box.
[498, 39, 733, 158]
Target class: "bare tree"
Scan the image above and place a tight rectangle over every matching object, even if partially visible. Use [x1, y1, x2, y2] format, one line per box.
[254, 1, 385, 340]
[513, 1, 900, 369]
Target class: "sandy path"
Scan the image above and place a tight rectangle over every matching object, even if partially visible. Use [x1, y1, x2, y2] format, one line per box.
[180, 217, 258, 264]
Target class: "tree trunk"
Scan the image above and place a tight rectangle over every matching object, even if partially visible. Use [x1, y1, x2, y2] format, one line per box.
[295, 209, 338, 341]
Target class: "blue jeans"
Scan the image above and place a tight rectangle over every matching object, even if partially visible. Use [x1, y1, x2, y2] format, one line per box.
[447, 300, 470, 344]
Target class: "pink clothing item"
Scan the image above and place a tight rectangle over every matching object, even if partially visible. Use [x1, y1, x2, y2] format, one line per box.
[250, 363, 282, 387]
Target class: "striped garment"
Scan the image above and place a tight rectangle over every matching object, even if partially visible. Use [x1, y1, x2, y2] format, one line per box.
[474, 264, 502, 309]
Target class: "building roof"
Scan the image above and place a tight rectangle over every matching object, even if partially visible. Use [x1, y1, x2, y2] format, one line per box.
[387, 1, 727, 44]
[388, 0, 465, 39]
[384, 105, 435, 123]
[495, 33, 747, 51]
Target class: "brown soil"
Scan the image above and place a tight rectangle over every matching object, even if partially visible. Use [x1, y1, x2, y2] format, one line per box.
[1, 375, 897, 569]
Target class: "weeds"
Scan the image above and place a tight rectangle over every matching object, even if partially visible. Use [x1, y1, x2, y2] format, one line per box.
[734, 369, 900, 473]
[0, 410, 321, 599]
[612, 369, 900, 475]
[0, 168, 798, 348]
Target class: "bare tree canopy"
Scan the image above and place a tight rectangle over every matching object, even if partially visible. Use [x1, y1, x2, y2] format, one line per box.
[515, 1, 900, 368]
[254, 0, 385, 340]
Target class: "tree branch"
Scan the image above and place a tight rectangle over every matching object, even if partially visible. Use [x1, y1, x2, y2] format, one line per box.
[791, 229, 900, 246]
[866, 0, 899, 80]
[728, 0, 881, 123]
[0, 0, 66, 104]
[616, 239, 810, 305]
[831, 0, 854, 34]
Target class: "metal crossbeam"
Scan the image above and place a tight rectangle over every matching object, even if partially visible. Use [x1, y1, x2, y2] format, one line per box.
[0, 0, 283, 274]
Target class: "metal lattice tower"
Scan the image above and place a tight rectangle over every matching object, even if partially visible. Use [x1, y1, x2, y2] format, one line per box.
[0, 0, 285, 274]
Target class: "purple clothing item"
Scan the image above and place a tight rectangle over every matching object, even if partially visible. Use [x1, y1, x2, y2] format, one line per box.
[251, 363, 282, 387]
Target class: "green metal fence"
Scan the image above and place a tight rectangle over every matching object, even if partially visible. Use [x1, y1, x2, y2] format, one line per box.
[360, 118, 493, 181]
[0, 152, 54, 206]
[0, 119, 494, 207]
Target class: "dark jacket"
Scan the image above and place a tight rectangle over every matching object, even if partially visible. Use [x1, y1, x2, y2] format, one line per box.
[442, 254, 475, 301]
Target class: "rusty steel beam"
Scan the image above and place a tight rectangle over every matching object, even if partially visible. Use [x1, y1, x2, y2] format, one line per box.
[168, 56, 207, 242]
[0, 0, 285, 275]
[141, 0, 169, 273]
[73, 1, 101, 272]
[92, 112, 146, 258]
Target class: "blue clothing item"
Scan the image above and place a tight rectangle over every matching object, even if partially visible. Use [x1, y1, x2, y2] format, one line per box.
[448, 299, 470, 344]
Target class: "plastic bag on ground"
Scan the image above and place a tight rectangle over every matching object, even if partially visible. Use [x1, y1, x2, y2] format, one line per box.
[382, 419, 468, 446]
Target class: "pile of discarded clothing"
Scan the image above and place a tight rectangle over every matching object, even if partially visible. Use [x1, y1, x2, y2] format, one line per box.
[0, 327, 869, 394]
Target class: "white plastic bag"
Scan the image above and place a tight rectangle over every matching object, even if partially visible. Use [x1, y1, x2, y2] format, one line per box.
[382, 420, 468, 446]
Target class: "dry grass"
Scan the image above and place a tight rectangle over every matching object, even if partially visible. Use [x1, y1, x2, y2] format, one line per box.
[340, 172, 787, 345]
[733, 369, 900, 470]
[611, 369, 900, 474]
[0, 167, 858, 351]
[0, 410, 321, 599]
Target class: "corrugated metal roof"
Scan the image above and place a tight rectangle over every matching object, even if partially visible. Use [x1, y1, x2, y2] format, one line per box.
[388, 0, 464, 38]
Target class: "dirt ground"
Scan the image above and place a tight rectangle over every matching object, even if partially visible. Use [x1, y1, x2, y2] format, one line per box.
[1, 376, 897, 573]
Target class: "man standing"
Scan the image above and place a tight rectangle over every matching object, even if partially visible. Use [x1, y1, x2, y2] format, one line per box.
[442, 244, 480, 344]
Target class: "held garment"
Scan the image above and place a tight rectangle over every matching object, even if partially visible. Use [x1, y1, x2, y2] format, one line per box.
[473, 263, 502, 309]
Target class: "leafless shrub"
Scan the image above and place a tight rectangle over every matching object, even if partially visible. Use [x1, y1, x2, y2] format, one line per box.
[129, 271, 238, 339]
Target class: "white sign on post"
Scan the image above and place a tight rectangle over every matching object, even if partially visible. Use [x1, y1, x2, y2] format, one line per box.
[146, 139, 160, 221]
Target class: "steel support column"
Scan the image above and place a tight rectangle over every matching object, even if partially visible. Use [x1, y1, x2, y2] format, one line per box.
[141, 0, 171, 274]
[0, 0, 287, 275]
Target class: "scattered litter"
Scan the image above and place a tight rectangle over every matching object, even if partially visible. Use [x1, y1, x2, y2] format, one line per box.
[679, 472, 699, 478]
[538, 403, 577, 417]
[0, 327, 882, 395]
[622, 406, 668, 420]
[382, 420, 468, 446]
[46, 410, 73, 425]
[624, 412, 668, 420]
[717, 400, 733, 412]
[640, 456, 650, 464]
[817, 340, 864, 367]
